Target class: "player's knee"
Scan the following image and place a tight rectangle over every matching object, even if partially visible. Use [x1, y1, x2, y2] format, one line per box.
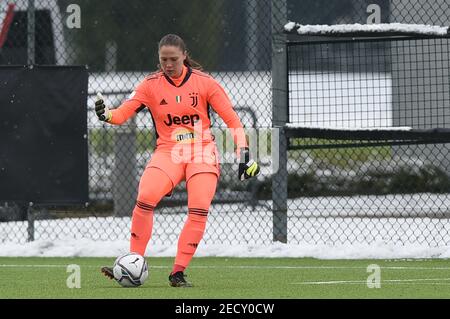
[187, 191, 215, 210]
[187, 196, 212, 211]
[137, 186, 170, 206]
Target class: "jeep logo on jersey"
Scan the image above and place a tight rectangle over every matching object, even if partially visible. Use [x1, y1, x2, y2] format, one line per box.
[164, 114, 200, 126]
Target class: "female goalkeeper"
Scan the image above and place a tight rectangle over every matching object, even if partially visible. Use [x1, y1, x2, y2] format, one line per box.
[95, 34, 260, 287]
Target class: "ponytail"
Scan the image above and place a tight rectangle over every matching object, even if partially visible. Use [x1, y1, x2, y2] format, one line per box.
[184, 55, 203, 70]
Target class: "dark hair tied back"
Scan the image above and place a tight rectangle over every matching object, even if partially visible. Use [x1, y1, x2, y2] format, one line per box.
[158, 34, 203, 70]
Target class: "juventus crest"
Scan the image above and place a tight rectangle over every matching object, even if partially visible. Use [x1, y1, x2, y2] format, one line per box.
[189, 92, 198, 107]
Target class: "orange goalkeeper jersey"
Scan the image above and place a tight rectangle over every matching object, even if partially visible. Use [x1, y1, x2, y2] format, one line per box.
[108, 66, 247, 151]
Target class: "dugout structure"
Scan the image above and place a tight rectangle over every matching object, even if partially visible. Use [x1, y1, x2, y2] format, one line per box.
[272, 23, 450, 245]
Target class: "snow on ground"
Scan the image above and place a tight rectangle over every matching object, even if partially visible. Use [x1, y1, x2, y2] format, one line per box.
[1, 194, 450, 259]
[2, 238, 450, 259]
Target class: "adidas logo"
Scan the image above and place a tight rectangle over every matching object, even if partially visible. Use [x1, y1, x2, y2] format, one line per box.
[188, 243, 198, 248]
[160, 99, 168, 105]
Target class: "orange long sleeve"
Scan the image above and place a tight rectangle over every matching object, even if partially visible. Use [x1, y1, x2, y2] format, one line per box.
[207, 80, 248, 150]
[108, 99, 143, 125]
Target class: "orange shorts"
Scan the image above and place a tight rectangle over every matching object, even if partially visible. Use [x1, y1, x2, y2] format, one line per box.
[146, 142, 220, 187]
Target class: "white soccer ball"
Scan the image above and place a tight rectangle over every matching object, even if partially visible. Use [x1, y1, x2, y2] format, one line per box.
[113, 252, 149, 287]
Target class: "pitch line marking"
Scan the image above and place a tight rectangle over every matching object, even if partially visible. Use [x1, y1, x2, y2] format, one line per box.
[2, 264, 450, 270]
[190, 265, 450, 270]
[293, 278, 450, 285]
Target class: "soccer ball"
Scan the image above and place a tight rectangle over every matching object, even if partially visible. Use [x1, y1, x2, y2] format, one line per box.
[113, 252, 149, 287]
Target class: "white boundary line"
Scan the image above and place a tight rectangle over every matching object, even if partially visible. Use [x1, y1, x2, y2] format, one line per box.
[2, 264, 450, 270]
[293, 278, 450, 285]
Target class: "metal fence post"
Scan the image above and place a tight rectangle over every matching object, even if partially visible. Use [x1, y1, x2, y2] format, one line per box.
[272, 128, 288, 243]
[245, 0, 258, 71]
[27, 0, 35, 65]
[27, 202, 34, 242]
[113, 118, 137, 217]
[271, 0, 288, 243]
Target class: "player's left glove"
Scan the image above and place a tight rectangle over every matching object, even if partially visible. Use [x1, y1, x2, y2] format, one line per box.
[238, 147, 260, 181]
[95, 92, 112, 122]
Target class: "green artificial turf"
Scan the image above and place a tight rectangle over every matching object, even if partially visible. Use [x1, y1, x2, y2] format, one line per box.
[1, 257, 450, 299]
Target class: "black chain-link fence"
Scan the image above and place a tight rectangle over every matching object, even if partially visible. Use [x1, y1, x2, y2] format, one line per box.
[280, 0, 450, 246]
[0, 0, 273, 244]
[1, 0, 450, 248]
[282, 135, 450, 245]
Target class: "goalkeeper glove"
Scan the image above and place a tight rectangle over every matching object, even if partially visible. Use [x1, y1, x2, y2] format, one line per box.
[238, 147, 260, 181]
[95, 92, 112, 122]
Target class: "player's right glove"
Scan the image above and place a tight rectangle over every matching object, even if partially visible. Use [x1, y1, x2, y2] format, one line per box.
[95, 92, 112, 122]
[238, 147, 260, 181]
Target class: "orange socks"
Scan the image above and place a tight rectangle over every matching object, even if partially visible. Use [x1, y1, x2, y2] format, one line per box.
[173, 210, 208, 272]
[130, 201, 154, 256]
[172, 172, 218, 273]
